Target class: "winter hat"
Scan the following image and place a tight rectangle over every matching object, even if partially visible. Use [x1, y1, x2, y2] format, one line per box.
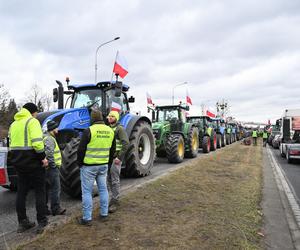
[108, 111, 120, 121]
[47, 120, 59, 131]
[23, 102, 38, 114]
[91, 109, 103, 123]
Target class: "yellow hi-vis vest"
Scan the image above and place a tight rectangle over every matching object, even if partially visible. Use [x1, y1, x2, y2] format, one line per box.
[83, 124, 114, 165]
[43, 135, 62, 167]
[206, 127, 212, 137]
[227, 127, 231, 134]
[263, 132, 268, 139]
[112, 126, 122, 152]
[252, 131, 258, 138]
[9, 108, 44, 153]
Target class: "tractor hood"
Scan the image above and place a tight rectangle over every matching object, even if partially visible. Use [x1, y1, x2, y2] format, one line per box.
[37, 108, 90, 132]
[152, 122, 169, 130]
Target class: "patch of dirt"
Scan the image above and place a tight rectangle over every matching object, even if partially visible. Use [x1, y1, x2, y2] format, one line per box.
[18, 141, 263, 250]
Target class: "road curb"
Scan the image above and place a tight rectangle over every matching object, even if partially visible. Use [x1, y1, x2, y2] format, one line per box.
[267, 146, 300, 249]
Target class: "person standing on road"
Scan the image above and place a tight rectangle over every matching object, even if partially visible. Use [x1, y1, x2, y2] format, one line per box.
[252, 128, 258, 146]
[77, 110, 115, 226]
[9, 103, 48, 234]
[262, 129, 268, 147]
[43, 120, 66, 216]
[107, 111, 129, 213]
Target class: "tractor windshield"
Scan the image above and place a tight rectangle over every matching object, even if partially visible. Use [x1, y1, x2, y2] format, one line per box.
[157, 109, 179, 122]
[71, 89, 102, 108]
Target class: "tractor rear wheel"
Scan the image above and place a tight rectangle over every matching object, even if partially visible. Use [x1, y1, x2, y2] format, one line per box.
[216, 134, 222, 148]
[166, 134, 185, 163]
[185, 127, 199, 158]
[60, 137, 81, 198]
[210, 133, 217, 151]
[202, 135, 211, 153]
[123, 121, 155, 177]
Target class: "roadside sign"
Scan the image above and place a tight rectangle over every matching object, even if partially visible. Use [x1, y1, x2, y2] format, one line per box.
[0, 147, 9, 186]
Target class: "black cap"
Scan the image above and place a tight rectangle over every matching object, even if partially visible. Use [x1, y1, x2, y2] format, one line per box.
[23, 102, 38, 114]
[47, 120, 59, 131]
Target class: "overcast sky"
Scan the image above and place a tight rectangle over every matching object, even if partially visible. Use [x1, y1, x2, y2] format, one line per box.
[0, 0, 299, 123]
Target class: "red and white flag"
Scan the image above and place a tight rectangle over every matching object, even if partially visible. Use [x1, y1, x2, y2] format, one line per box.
[113, 51, 128, 79]
[111, 101, 121, 112]
[206, 110, 216, 118]
[146, 92, 153, 105]
[186, 90, 192, 105]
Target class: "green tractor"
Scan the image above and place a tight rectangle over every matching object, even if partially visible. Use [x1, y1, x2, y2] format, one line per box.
[151, 105, 199, 163]
[186, 116, 217, 153]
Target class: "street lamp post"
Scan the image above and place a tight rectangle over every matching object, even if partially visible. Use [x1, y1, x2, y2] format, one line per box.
[94, 36, 120, 84]
[172, 82, 187, 105]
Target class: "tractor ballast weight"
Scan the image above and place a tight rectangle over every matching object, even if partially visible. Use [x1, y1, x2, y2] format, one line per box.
[186, 116, 217, 153]
[151, 105, 199, 163]
[36, 80, 155, 198]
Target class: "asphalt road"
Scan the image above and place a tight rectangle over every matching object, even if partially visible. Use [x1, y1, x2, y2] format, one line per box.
[0, 150, 208, 249]
[269, 145, 300, 205]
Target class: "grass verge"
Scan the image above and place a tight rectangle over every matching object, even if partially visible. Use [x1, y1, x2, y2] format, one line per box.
[18, 142, 263, 249]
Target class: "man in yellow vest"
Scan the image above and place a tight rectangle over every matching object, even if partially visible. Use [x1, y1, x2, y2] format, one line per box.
[107, 111, 129, 213]
[77, 110, 115, 226]
[262, 129, 268, 147]
[43, 121, 66, 216]
[252, 128, 258, 146]
[9, 102, 48, 233]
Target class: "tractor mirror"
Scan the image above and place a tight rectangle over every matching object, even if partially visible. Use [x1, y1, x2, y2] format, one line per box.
[114, 81, 123, 97]
[53, 88, 58, 102]
[128, 96, 135, 103]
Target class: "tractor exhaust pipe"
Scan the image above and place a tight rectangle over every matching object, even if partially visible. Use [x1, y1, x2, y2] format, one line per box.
[55, 80, 64, 109]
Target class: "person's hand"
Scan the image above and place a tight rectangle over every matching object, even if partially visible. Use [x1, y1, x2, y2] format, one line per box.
[114, 158, 121, 165]
[42, 158, 48, 167]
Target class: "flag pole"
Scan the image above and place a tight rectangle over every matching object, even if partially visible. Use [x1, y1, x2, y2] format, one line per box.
[111, 51, 119, 82]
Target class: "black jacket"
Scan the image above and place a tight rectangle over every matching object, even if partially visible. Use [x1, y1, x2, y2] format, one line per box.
[77, 121, 116, 167]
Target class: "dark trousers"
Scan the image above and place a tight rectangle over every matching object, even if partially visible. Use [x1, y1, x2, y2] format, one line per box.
[16, 167, 47, 224]
[46, 167, 61, 213]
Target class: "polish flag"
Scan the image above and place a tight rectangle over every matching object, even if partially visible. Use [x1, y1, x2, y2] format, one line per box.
[111, 101, 121, 112]
[146, 92, 153, 105]
[113, 51, 128, 79]
[186, 90, 192, 105]
[206, 110, 216, 118]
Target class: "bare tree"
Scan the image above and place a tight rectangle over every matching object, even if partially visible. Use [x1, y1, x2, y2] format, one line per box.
[24, 84, 44, 105]
[0, 84, 10, 107]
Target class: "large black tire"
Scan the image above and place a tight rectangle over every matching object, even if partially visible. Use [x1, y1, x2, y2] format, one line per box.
[60, 137, 81, 198]
[166, 134, 185, 163]
[185, 127, 199, 158]
[123, 121, 155, 177]
[202, 135, 211, 153]
[210, 133, 217, 151]
[226, 134, 231, 145]
[221, 134, 226, 147]
[216, 134, 222, 149]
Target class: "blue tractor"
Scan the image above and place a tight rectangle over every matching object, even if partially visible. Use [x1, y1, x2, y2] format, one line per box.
[36, 79, 155, 197]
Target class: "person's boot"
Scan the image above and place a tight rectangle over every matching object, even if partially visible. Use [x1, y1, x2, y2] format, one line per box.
[17, 218, 36, 233]
[109, 199, 120, 213]
[52, 207, 66, 216]
[36, 220, 48, 234]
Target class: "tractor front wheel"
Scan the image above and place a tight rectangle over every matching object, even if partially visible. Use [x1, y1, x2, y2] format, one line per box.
[202, 135, 211, 153]
[185, 127, 199, 158]
[123, 121, 155, 177]
[166, 134, 185, 163]
[210, 133, 217, 151]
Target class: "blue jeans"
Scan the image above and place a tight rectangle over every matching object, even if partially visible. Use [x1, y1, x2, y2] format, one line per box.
[80, 165, 108, 221]
[46, 167, 61, 213]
